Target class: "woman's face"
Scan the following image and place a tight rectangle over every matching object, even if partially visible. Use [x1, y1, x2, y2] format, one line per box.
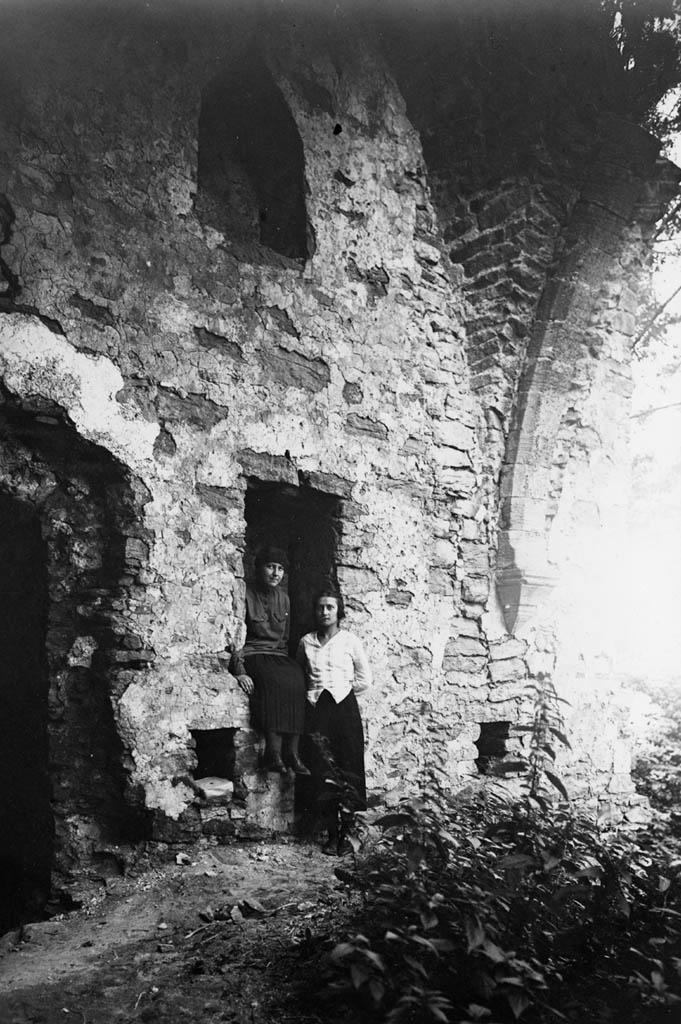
[259, 562, 285, 588]
[316, 596, 339, 628]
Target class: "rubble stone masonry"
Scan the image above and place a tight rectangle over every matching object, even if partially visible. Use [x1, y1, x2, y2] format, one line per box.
[0, 5, 677, 899]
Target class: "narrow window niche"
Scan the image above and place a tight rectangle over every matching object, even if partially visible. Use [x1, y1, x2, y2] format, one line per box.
[475, 721, 512, 775]
[244, 479, 342, 648]
[190, 728, 237, 800]
[195, 51, 310, 262]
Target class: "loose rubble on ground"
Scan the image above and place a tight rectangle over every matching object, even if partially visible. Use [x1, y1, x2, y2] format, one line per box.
[0, 840, 359, 1024]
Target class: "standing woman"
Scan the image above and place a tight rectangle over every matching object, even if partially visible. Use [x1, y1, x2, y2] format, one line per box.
[297, 588, 372, 853]
[230, 546, 310, 775]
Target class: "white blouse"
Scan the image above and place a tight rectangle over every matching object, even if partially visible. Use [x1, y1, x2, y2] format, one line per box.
[297, 629, 372, 706]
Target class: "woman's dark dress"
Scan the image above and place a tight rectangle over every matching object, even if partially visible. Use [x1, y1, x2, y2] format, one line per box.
[231, 585, 306, 733]
[296, 628, 372, 827]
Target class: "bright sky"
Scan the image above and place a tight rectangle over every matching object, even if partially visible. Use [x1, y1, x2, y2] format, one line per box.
[624, 101, 681, 682]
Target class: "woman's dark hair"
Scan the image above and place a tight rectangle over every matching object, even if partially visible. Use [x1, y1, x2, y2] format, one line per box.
[314, 587, 345, 621]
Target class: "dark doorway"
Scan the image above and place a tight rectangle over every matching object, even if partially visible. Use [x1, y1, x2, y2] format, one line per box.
[0, 492, 51, 933]
[244, 480, 342, 649]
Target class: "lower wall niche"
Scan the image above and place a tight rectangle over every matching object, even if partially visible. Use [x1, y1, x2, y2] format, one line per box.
[190, 727, 236, 783]
[190, 728, 239, 840]
[475, 721, 511, 775]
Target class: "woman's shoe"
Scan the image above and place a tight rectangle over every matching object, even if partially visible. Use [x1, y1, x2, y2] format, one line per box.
[262, 754, 287, 773]
[286, 756, 311, 776]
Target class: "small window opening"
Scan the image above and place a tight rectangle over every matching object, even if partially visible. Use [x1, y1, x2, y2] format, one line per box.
[244, 479, 342, 647]
[196, 51, 310, 261]
[191, 728, 237, 781]
[475, 721, 511, 775]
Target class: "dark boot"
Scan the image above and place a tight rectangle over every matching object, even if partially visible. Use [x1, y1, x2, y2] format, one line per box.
[262, 732, 286, 773]
[283, 734, 311, 775]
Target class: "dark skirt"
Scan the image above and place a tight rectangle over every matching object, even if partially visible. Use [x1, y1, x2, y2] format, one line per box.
[298, 690, 367, 825]
[244, 653, 306, 734]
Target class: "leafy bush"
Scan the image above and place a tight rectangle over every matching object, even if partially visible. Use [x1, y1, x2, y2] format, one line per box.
[631, 683, 681, 822]
[320, 795, 681, 1024]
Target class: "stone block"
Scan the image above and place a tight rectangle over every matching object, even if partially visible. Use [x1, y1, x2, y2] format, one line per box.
[237, 449, 298, 485]
[434, 446, 471, 469]
[611, 309, 635, 336]
[444, 670, 489, 690]
[444, 636, 487, 659]
[442, 653, 486, 674]
[346, 413, 389, 439]
[433, 419, 475, 450]
[489, 657, 526, 683]
[437, 468, 477, 496]
[201, 815, 237, 838]
[268, 347, 330, 392]
[450, 616, 483, 639]
[336, 566, 381, 593]
[459, 518, 480, 541]
[459, 541, 489, 576]
[432, 537, 458, 567]
[489, 638, 527, 660]
[622, 803, 652, 824]
[461, 576, 489, 604]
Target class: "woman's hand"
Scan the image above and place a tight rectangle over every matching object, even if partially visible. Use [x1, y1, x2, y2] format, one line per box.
[237, 674, 254, 695]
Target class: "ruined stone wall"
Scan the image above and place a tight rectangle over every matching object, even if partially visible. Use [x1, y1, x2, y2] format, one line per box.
[380, 9, 680, 820]
[0, 9, 489, 888]
[0, 4, 677, 901]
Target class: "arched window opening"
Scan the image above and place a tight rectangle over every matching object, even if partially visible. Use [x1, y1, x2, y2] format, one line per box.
[196, 55, 310, 262]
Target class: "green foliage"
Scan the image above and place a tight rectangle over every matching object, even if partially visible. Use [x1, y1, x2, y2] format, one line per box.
[606, 0, 681, 130]
[321, 797, 681, 1024]
[310, 679, 681, 1023]
[484, 674, 572, 812]
[632, 683, 681, 828]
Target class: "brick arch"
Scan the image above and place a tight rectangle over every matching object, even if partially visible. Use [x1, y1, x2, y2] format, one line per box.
[496, 118, 678, 633]
[0, 393, 153, 925]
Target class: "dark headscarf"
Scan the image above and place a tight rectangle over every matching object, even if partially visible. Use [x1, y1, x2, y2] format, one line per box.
[255, 545, 289, 570]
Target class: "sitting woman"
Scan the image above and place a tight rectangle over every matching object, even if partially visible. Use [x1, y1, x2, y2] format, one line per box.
[297, 588, 372, 853]
[230, 546, 309, 775]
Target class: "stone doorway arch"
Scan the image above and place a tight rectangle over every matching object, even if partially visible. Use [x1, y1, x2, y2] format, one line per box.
[0, 392, 153, 930]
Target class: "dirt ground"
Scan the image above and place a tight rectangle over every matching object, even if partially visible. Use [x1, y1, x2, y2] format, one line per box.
[0, 839, 360, 1024]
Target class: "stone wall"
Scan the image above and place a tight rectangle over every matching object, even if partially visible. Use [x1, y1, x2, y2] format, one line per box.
[381, 9, 680, 820]
[0, 3, 677, 906]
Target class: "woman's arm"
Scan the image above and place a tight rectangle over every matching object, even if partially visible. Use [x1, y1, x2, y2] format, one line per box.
[350, 635, 372, 693]
[228, 648, 254, 694]
[230, 588, 255, 693]
[282, 591, 291, 648]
